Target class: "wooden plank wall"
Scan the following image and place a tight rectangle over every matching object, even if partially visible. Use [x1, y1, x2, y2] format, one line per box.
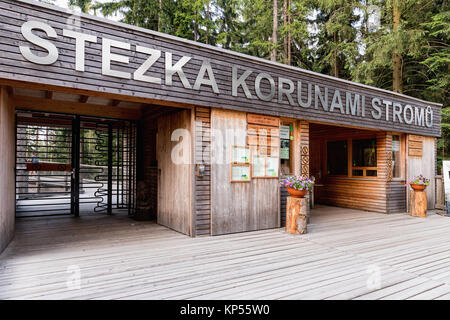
[387, 181, 407, 212]
[140, 115, 158, 218]
[0, 86, 15, 253]
[309, 124, 391, 213]
[157, 109, 192, 235]
[194, 107, 211, 236]
[0, 0, 441, 137]
[407, 135, 436, 210]
[385, 132, 407, 213]
[210, 109, 279, 235]
[280, 187, 289, 227]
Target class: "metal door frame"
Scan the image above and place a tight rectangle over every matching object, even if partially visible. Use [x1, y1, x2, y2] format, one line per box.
[15, 110, 137, 218]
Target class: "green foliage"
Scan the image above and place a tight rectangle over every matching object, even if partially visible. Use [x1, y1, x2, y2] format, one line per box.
[240, 0, 274, 59]
[69, 0, 93, 12]
[216, 0, 245, 51]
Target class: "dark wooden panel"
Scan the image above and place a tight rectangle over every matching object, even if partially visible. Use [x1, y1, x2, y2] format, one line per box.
[26, 162, 71, 172]
[387, 181, 407, 213]
[194, 106, 211, 236]
[0, 0, 441, 138]
[280, 186, 288, 227]
[141, 116, 158, 218]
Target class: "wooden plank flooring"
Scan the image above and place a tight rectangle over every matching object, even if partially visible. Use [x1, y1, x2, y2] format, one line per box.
[0, 205, 449, 300]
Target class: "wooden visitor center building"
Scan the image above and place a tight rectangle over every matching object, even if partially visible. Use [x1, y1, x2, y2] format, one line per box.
[0, 0, 442, 253]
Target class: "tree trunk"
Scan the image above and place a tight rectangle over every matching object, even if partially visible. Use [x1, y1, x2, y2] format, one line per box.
[333, 32, 339, 78]
[206, 3, 210, 45]
[283, 0, 288, 64]
[158, 0, 162, 32]
[410, 189, 427, 218]
[271, 0, 278, 62]
[287, 4, 291, 65]
[194, 17, 198, 42]
[286, 197, 308, 234]
[393, 0, 403, 93]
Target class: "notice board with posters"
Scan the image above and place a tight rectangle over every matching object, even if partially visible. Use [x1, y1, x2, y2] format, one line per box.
[247, 113, 280, 178]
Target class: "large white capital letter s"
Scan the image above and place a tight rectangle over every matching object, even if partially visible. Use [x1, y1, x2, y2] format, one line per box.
[20, 21, 59, 65]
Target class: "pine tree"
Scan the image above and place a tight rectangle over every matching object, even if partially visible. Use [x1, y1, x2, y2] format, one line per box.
[216, 0, 244, 51]
[69, 0, 93, 13]
[240, 0, 274, 59]
[271, 0, 279, 61]
[311, 0, 361, 79]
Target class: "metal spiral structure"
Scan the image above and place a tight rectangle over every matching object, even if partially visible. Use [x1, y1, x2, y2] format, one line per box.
[93, 125, 109, 213]
[14, 110, 137, 217]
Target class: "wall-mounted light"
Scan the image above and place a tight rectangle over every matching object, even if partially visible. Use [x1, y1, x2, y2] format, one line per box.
[196, 164, 205, 177]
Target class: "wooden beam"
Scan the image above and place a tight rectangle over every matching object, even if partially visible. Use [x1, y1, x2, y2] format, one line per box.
[0, 78, 193, 110]
[110, 99, 121, 107]
[142, 105, 164, 117]
[12, 95, 142, 120]
[17, 116, 72, 127]
[79, 95, 89, 103]
[308, 119, 382, 132]
[5, 86, 13, 96]
[45, 90, 53, 99]
[144, 110, 170, 121]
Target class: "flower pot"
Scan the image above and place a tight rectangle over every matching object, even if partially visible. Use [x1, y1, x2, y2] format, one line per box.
[410, 184, 427, 191]
[286, 187, 307, 198]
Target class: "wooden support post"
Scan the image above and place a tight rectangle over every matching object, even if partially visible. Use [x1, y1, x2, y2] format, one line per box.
[410, 190, 427, 218]
[286, 196, 308, 234]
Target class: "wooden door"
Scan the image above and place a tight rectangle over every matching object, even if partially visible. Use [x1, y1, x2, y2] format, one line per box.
[211, 109, 279, 235]
[157, 110, 192, 235]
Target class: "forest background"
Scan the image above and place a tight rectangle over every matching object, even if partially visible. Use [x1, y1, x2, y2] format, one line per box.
[42, 0, 449, 171]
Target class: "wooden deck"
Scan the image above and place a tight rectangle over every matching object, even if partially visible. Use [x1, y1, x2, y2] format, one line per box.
[1, 205, 450, 300]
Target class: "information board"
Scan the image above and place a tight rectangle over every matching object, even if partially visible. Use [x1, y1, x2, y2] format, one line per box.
[252, 156, 265, 178]
[280, 125, 290, 140]
[231, 164, 251, 182]
[265, 157, 279, 177]
[231, 146, 250, 163]
[280, 139, 290, 159]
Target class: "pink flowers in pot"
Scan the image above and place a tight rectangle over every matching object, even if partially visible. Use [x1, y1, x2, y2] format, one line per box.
[280, 175, 313, 191]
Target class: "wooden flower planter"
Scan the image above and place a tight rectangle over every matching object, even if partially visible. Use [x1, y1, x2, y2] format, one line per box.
[409, 184, 427, 218]
[286, 196, 308, 234]
[286, 187, 307, 198]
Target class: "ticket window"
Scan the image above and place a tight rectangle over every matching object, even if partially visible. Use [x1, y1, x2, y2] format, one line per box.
[280, 123, 294, 176]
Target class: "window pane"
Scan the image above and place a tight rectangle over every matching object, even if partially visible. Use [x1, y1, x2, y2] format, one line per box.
[280, 124, 293, 175]
[366, 170, 377, 177]
[327, 140, 348, 175]
[280, 139, 291, 175]
[352, 138, 377, 167]
[392, 135, 401, 178]
[352, 169, 363, 176]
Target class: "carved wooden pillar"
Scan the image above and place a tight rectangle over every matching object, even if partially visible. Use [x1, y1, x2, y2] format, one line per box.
[387, 152, 393, 182]
[299, 120, 311, 220]
[299, 120, 309, 178]
[385, 132, 393, 182]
